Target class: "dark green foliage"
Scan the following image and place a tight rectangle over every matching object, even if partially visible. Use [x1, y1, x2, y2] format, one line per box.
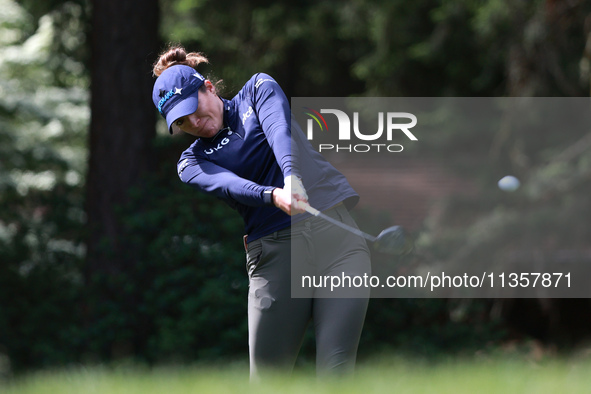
[361, 298, 505, 358]
[0, 181, 85, 371]
[0, 134, 249, 371]
[82, 135, 249, 364]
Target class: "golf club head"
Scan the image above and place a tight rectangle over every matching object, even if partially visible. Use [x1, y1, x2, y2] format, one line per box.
[373, 226, 414, 255]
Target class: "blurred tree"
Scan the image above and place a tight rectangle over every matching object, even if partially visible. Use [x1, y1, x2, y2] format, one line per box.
[417, 0, 591, 345]
[0, 0, 89, 370]
[84, 0, 160, 358]
[159, 0, 369, 97]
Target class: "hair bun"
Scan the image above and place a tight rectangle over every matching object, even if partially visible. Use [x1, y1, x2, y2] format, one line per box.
[153, 45, 209, 77]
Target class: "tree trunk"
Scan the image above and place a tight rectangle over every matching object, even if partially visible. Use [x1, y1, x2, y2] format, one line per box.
[85, 0, 160, 360]
[86, 0, 159, 276]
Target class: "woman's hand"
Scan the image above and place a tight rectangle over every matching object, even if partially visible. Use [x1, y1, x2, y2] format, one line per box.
[272, 176, 308, 216]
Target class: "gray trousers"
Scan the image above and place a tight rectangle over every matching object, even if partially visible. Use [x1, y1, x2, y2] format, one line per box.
[245, 204, 371, 378]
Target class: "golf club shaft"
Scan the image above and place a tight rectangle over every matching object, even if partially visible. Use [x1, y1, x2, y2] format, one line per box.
[302, 203, 377, 242]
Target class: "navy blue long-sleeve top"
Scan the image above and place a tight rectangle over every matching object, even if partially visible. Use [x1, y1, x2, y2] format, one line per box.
[176, 73, 359, 242]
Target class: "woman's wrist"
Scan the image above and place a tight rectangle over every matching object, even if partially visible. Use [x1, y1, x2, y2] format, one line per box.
[271, 187, 280, 207]
[263, 187, 277, 206]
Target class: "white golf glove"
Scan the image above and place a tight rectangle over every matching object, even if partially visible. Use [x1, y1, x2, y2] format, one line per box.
[284, 175, 308, 202]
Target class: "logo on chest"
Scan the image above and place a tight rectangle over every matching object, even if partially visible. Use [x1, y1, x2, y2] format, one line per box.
[204, 137, 231, 155]
[242, 106, 254, 125]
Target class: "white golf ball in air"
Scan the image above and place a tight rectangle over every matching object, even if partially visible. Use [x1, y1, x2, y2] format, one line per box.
[498, 175, 520, 191]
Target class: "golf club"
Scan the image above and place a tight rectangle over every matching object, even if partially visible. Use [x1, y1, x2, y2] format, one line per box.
[302, 203, 414, 255]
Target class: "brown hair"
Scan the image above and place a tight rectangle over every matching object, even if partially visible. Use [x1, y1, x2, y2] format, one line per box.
[152, 45, 209, 77]
[153, 45, 224, 94]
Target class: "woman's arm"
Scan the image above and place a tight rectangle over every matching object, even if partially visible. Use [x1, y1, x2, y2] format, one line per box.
[179, 153, 304, 215]
[177, 153, 273, 207]
[252, 74, 307, 213]
[252, 74, 294, 178]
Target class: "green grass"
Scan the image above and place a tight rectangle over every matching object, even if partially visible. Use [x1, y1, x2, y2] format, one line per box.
[3, 356, 591, 394]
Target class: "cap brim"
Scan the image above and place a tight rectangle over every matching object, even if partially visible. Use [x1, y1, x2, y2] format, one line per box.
[165, 94, 199, 134]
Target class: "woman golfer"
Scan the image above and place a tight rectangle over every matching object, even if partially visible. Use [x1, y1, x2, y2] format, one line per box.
[152, 46, 371, 377]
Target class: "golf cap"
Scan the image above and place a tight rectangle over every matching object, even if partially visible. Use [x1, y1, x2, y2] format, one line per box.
[152, 65, 206, 134]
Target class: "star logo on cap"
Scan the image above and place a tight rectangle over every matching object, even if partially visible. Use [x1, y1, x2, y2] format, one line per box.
[174, 87, 183, 95]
